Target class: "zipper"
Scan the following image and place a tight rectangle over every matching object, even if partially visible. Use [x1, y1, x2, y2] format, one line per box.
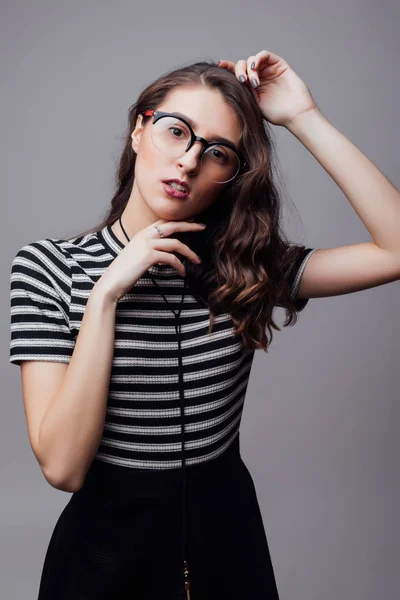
[174, 311, 191, 598]
[183, 558, 191, 599]
[147, 270, 190, 599]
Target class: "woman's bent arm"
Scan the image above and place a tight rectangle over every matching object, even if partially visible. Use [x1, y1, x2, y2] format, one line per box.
[38, 283, 118, 492]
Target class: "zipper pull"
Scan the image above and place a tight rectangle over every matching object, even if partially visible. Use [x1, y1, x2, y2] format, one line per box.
[183, 559, 191, 600]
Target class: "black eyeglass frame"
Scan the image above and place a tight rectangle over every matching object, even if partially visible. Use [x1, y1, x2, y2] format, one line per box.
[142, 109, 248, 181]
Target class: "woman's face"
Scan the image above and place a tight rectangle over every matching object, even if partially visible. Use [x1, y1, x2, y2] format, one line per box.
[130, 85, 243, 223]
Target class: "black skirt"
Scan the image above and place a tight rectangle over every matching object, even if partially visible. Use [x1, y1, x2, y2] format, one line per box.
[37, 436, 280, 599]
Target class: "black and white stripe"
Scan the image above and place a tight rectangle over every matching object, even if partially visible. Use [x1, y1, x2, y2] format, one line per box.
[10, 223, 316, 470]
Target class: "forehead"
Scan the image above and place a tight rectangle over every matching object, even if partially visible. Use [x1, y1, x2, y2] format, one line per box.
[157, 86, 243, 143]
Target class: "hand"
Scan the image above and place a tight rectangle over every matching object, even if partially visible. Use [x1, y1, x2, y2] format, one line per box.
[217, 49, 318, 128]
[94, 219, 207, 303]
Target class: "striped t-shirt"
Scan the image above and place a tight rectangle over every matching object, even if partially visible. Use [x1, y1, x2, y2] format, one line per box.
[9, 222, 317, 470]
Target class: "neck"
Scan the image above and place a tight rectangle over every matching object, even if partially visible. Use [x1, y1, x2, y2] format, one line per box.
[119, 214, 130, 243]
[111, 180, 158, 245]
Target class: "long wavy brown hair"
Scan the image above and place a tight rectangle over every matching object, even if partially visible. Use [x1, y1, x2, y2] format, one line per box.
[62, 60, 311, 353]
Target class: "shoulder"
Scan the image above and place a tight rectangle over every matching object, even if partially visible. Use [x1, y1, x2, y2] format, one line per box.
[11, 237, 72, 277]
[282, 246, 318, 313]
[287, 248, 317, 288]
[11, 228, 100, 274]
[9, 238, 80, 366]
[10, 238, 73, 305]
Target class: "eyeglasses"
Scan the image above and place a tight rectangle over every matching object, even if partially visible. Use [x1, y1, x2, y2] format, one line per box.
[142, 109, 248, 184]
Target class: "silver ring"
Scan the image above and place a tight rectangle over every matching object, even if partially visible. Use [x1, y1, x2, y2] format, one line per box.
[153, 224, 164, 238]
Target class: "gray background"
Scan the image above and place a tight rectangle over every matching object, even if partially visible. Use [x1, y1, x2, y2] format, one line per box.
[1, 0, 399, 598]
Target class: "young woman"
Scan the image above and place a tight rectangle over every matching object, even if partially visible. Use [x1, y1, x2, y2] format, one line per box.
[9, 50, 400, 599]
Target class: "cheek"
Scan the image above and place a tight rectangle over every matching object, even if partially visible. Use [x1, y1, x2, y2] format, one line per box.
[198, 180, 224, 201]
[137, 142, 158, 170]
[135, 147, 164, 191]
[190, 187, 222, 213]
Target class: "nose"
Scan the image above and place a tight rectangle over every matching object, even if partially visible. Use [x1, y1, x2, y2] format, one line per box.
[176, 140, 204, 174]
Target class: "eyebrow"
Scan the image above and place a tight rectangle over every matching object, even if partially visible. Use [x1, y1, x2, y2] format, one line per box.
[172, 111, 239, 152]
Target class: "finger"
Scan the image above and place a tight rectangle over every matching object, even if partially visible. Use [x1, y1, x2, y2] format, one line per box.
[151, 220, 206, 237]
[216, 59, 237, 74]
[252, 49, 285, 74]
[234, 59, 249, 84]
[255, 49, 281, 65]
[247, 55, 259, 88]
[154, 250, 186, 275]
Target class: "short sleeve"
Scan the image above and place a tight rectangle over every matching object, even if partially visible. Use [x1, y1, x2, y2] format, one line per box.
[9, 240, 75, 366]
[287, 247, 318, 312]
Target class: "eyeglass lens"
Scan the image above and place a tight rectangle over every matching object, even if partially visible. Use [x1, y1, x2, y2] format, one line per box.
[150, 116, 240, 184]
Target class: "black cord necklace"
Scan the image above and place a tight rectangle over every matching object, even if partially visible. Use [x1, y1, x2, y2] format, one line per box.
[118, 214, 191, 600]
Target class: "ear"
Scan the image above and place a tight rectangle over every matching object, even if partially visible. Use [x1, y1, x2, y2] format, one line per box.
[131, 114, 144, 153]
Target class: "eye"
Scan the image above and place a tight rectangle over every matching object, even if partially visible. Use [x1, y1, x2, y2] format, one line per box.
[209, 147, 228, 162]
[170, 127, 186, 138]
[212, 148, 223, 159]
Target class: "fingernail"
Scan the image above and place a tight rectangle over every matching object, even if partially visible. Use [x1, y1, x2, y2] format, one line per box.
[251, 78, 258, 88]
[239, 75, 246, 83]
[251, 61, 255, 69]
[198, 223, 207, 227]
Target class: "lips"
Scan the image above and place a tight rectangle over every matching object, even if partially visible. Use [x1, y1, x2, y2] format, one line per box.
[162, 179, 190, 193]
[162, 182, 189, 199]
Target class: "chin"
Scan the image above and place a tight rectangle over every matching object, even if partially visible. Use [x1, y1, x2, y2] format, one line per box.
[148, 198, 188, 220]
